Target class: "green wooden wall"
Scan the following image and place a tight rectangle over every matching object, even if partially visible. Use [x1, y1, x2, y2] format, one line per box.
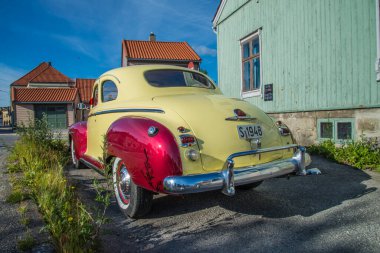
[215, 0, 380, 113]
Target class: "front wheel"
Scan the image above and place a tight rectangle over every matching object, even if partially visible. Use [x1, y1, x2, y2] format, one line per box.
[113, 157, 153, 218]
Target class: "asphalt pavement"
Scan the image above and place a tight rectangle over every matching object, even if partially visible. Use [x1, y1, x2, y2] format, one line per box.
[0, 127, 18, 148]
[67, 156, 380, 253]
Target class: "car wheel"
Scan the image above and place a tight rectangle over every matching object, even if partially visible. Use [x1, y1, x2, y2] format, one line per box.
[113, 157, 153, 218]
[236, 181, 263, 190]
[71, 140, 85, 169]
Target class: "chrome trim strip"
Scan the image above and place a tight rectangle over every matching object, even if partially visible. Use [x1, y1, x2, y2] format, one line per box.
[163, 145, 311, 196]
[225, 116, 257, 121]
[89, 108, 165, 117]
[79, 158, 104, 175]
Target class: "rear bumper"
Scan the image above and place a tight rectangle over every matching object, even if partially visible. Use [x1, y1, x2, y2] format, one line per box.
[163, 145, 310, 196]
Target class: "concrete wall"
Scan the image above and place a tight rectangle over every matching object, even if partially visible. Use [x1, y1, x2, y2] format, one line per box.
[270, 108, 380, 146]
[15, 104, 34, 127]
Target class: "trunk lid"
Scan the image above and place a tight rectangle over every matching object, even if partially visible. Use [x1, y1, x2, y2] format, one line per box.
[153, 93, 286, 172]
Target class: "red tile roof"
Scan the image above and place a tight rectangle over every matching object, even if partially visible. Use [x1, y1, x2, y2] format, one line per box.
[11, 62, 73, 86]
[123, 40, 201, 61]
[14, 88, 77, 103]
[76, 78, 95, 103]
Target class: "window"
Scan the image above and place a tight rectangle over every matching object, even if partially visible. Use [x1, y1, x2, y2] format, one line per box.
[144, 70, 214, 89]
[241, 30, 261, 97]
[92, 85, 99, 107]
[102, 80, 118, 102]
[317, 118, 355, 142]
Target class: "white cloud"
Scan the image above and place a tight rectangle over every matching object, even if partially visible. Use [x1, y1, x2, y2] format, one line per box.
[0, 63, 25, 106]
[51, 34, 100, 60]
[193, 45, 217, 57]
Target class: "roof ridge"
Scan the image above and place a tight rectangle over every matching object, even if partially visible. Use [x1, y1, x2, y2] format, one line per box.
[29, 64, 73, 83]
[11, 62, 49, 85]
[124, 39, 187, 44]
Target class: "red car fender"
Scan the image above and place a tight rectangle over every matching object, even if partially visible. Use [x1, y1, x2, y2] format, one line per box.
[69, 121, 88, 161]
[107, 117, 182, 193]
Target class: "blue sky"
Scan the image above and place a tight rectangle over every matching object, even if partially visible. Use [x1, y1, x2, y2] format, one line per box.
[0, 0, 219, 107]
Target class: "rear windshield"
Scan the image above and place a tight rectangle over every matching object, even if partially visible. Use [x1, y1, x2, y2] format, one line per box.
[144, 70, 214, 89]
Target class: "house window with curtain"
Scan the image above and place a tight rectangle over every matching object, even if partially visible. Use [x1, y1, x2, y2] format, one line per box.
[241, 30, 261, 97]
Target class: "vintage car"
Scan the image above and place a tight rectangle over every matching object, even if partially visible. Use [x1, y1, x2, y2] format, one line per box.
[69, 65, 312, 218]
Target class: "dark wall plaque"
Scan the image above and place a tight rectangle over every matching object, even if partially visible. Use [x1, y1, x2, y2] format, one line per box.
[264, 83, 273, 101]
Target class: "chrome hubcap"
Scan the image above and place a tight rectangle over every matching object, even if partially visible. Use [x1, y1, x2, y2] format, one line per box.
[117, 164, 131, 204]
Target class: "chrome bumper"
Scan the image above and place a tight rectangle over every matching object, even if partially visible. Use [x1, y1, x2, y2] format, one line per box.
[163, 145, 311, 196]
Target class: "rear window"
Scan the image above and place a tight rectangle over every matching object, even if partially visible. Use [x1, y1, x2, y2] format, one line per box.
[144, 70, 214, 89]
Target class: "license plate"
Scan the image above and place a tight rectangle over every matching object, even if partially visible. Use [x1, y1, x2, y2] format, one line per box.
[237, 124, 263, 139]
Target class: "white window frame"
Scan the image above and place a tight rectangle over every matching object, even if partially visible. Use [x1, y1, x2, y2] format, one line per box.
[376, 0, 380, 81]
[240, 29, 262, 99]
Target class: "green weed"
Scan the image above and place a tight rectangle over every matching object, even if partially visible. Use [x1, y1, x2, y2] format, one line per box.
[7, 116, 106, 252]
[308, 138, 380, 171]
[17, 232, 35, 251]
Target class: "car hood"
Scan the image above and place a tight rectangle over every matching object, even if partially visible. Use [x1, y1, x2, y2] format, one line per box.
[153, 93, 287, 172]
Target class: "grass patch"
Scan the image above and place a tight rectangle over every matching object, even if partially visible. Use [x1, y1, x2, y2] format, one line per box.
[7, 117, 110, 252]
[308, 138, 380, 171]
[6, 190, 25, 204]
[17, 233, 35, 251]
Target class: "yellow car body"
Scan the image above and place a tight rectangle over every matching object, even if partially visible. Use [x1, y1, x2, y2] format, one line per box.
[69, 65, 310, 217]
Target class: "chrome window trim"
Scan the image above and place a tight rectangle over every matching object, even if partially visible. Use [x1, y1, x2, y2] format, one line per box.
[88, 108, 165, 117]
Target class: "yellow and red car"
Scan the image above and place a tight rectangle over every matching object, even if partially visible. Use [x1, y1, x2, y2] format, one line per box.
[69, 65, 311, 218]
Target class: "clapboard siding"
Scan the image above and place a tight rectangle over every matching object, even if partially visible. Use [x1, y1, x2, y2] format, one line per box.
[216, 0, 380, 113]
[15, 104, 34, 126]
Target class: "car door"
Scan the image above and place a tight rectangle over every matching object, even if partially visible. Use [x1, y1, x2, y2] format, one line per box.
[85, 78, 120, 163]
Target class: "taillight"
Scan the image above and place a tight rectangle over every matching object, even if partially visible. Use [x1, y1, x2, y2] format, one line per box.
[180, 134, 196, 147]
[276, 121, 291, 136]
[234, 109, 246, 117]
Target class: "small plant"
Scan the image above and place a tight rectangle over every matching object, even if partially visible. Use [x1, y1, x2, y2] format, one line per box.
[18, 203, 30, 226]
[6, 190, 25, 204]
[17, 232, 35, 252]
[308, 137, 380, 171]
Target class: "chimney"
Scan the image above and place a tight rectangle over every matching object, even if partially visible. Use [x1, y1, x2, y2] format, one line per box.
[149, 32, 156, 42]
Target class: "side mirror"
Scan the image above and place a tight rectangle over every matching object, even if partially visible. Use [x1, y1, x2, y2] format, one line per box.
[77, 103, 89, 110]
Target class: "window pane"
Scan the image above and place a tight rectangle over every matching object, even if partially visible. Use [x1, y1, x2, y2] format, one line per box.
[102, 80, 118, 102]
[253, 57, 260, 89]
[242, 43, 250, 59]
[145, 70, 213, 89]
[243, 61, 251, 91]
[93, 86, 98, 107]
[320, 122, 333, 138]
[252, 37, 260, 55]
[337, 122, 352, 139]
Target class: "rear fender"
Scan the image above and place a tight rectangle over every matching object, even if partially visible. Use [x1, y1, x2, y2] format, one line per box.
[107, 116, 182, 193]
[68, 121, 87, 160]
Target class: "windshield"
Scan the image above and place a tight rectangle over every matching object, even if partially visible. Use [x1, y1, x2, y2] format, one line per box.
[144, 70, 215, 89]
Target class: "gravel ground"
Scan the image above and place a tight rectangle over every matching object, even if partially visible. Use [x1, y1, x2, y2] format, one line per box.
[67, 155, 380, 253]
[0, 147, 54, 253]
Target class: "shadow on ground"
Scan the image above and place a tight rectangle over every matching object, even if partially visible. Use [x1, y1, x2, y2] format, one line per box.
[66, 155, 379, 253]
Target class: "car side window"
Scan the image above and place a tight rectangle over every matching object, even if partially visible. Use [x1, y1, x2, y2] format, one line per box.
[102, 80, 118, 102]
[92, 85, 99, 107]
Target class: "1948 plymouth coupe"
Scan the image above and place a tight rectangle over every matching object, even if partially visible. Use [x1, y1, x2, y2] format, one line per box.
[69, 65, 313, 218]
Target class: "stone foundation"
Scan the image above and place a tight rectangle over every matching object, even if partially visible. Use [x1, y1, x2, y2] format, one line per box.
[269, 108, 380, 146]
